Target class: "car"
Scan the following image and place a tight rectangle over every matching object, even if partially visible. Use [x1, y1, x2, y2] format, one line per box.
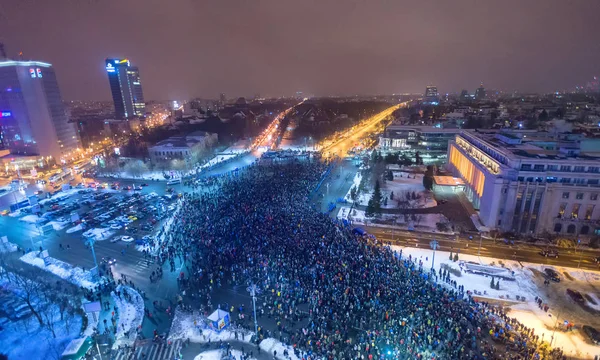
[566, 289, 585, 303]
[1, 210, 9, 216]
[123, 186, 132, 191]
[101, 257, 116, 266]
[142, 235, 153, 242]
[127, 216, 137, 221]
[36, 179, 47, 184]
[582, 325, 600, 345]
[135, 238, 148, 245]
[82, 230, 96, 238]
[141, 224, 153, 231]
[539, 250, 559, 258]
[110, 236, 121, 243]
[543, 268, 560, 282]
[121, 235, 134, 243]
[141, 183, 148, 187]
[125, 227, 138, 234]
[110, 224, 122, 230]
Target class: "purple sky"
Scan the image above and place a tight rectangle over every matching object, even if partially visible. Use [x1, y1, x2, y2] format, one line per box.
[1, 0, 599, 100]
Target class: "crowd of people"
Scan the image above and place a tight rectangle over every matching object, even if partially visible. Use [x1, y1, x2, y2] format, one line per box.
[152, 159, 566, 360]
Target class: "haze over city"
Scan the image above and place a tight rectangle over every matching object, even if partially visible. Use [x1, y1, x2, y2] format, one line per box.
[2, 0, 600, 100]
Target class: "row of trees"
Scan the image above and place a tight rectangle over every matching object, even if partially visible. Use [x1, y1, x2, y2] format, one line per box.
[0, 254, 84, 341]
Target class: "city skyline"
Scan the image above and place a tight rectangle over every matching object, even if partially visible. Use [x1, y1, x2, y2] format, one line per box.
[1, 1, 600, 101]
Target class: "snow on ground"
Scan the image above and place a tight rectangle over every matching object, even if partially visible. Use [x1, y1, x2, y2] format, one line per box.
[19, 214, 42, 223]
[349, 171, 436, 210]
[0, 238, 18, 253]
[111, 285, 144, 349]
[0, 297, 83, 360]
[168, 308, 253, 344]
[393, 246, 537, 302]
[260, 338, 303, 360]
[171, 308, 309, 360]
[392, 245, 600, 358]
[66, 223, 84, 233]
[200, 154, 237, 169]
[508, 305, 600, 359]
[193, 349, 257, 360]
[48, 220, 69, 231]
[338, 207, 450, 233]
[20, 251, 97, 289]
[222, 139, 251, 154]
[84, 227, 115, 241]
[193, 350, 223, 360]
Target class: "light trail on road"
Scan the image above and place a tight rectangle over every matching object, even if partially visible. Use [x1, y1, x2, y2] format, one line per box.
[251, 99, 305, 150]
[319, 102, 405, 158]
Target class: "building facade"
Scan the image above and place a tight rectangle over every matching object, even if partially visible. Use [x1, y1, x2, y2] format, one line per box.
[0, 60, 79, 161]
[105, 58, 145, 119]
[148, 131, 218, 165]
[379, 125, 460, 164]
[447, 130, 600, 237]
[424, 85, 439, 105]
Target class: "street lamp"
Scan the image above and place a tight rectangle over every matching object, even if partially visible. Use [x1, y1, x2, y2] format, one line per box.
[430, 240, 439, 272]
[247, 284, 261, 340]
[85, 238, 100, 278]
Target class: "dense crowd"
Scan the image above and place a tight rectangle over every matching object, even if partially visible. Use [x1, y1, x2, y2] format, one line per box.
[154, 159, 565, 360]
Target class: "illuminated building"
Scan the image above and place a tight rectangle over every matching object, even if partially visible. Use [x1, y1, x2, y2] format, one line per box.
[379, 125, 460, 164]
[424, 85, 439, 105]
[0, 59, 80, 161]
[105, 58, 145, 119]
[448, 130, 600, 237]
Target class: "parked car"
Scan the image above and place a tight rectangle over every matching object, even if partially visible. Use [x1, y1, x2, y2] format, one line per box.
[539, 250, 559, 258]
[110, 224, 122, 230]
[543, 268, 560, 282]
[566, 289, 585, 303]
[121, 235, 134, 243]
[582, 325, 600, 344]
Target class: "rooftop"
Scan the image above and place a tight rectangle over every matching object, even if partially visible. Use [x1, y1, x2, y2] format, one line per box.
[0, 60, 52, 68]
[433, 176, 465, 186]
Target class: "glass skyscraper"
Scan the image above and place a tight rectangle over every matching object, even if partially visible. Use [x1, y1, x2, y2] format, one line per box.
[105, 58, 145, 119]
[0, 60, 80, 161]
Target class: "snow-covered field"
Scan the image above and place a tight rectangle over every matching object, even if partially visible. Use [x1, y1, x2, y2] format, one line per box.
[0, 279, 83, 360]
[347, 171, 436, 210]
[194, 349, 257, 360]
[111, 285, 144, 349]
[392, 245, 600, 358]
[20, 251, 98, 289]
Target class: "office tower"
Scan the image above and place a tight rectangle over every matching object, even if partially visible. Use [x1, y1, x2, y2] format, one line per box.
[460, 89, 470, 100]
[424, 85, 439, 105]
[475, 83, 486, 100]
[0, 59, 80, 160]
[105, 58, 145, 119]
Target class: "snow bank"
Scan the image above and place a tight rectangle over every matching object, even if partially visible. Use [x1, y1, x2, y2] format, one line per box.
[20, 251, 98, 289]
[260, 338, 304, 360]
[193, 350, 223, 360]
[0, 239, 18, 254]
[20, 214, 42, 223]
[508, 305, 600, 359]
[168, 308, 253, 344]
[48, 220, 69, 231]
[85, 228, 115, 241]
[66, 223, 84, 233]
[111, 285, 144, 349]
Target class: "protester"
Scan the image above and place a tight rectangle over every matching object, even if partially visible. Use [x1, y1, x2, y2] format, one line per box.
[152, 159, 564, 360]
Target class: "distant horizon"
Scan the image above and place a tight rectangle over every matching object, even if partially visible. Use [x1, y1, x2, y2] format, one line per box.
[2, 1, 599, 101]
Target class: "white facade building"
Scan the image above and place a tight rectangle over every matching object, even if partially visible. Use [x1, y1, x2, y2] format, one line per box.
[148, 131, 218, 165]
[448, 130, 600, 237]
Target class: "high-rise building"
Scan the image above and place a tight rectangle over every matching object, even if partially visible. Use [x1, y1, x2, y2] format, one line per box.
[424, 85, 439, 105]
[0, 59, 80, 161]
[475, 83, 486, 100]
[105, 58, 145, 119]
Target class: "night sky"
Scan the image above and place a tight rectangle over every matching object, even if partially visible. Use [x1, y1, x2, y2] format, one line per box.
[1, 0, 599, 100]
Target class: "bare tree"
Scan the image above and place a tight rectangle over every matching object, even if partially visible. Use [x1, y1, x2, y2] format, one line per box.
[124, 159, 149, 178]
[3, 260, 47, 326]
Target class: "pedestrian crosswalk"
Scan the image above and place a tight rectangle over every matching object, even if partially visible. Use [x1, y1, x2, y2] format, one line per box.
[112, 339, 183, 360]
[134, 258, 154, 273]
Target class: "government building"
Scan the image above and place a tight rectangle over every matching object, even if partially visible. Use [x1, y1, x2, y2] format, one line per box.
[447, 130, 600, 237]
